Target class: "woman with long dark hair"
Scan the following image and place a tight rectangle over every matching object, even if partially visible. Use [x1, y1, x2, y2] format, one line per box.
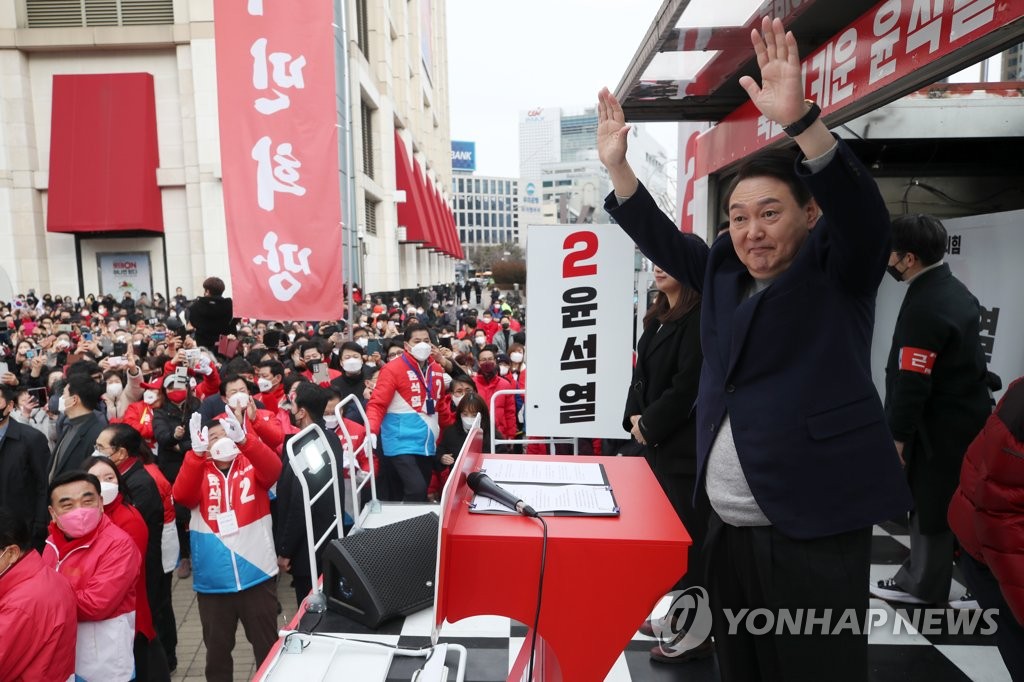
[622, 264, 710, 662]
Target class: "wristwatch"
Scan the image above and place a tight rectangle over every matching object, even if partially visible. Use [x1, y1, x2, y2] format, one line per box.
[782, 99, 821, 138]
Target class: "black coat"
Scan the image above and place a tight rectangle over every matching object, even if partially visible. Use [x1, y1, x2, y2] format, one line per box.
[121, 459, 167, 603]
[0, 419, 51, 548]
[885, 263, 991, 533]
[435, 421, 490, 472]
[153, 397, 201, 482]
[622, 305, 702, 476]
[275, 425, 346, 578]
[187, 296, 234, 348]
[48, 412, 106, 482]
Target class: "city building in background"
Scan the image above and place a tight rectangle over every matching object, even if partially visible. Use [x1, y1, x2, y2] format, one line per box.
[518, 106, 669, 231]
[452, 174, 520, 248]
[0, 0, 458, 302]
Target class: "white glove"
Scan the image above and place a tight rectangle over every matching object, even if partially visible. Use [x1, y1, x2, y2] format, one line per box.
[190, 412, 209, 453]
[368, 433, 378, 451]
[219, 411, 246, 443]
[341, 444, 356, 471]
[196, 355, 214, 376]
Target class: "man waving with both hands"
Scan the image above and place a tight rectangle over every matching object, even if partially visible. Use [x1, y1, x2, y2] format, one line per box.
[599, 17, 911, 681]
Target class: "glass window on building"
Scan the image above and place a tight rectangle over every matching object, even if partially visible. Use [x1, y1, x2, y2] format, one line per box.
[543, 180, 553, 188]
[498, 213, 504, 228]
[491, 230, 498, 243]
[474, 179, 481, 194]
[476, 212, 482, 225]
[475, 229, 483, 243]
[483, 213, 490, 227]
[467, 213, 474, 226]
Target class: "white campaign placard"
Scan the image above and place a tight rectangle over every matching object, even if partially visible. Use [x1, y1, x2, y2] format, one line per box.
[872, 209, 1024, 400]
[525, 224, 636, 438]
[97, 252, 153, 297]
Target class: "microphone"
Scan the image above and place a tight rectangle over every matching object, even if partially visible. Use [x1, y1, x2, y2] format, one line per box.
[467, 471, 538, 518]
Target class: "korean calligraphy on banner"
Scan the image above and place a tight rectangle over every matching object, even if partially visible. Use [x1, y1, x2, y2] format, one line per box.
[525, 224, 635, 439]
[214, 0, 344, 320]
[698, 0, 1021, 176]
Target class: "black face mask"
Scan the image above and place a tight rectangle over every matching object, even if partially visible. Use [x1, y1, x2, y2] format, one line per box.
[885, 264, 905, 282]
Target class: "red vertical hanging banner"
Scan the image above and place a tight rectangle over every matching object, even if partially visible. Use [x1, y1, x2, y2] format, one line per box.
[214, 0, 343, 320]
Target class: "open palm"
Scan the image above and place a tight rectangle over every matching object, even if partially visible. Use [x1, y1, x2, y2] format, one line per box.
[597, 87, 630, 168]
[739, 17, 808, 125]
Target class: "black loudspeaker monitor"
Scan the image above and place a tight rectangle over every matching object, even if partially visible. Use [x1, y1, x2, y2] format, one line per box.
[322, 511, 439, 628]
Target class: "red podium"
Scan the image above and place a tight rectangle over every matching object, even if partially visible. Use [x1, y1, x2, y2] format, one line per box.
[434, 431, 691, 681]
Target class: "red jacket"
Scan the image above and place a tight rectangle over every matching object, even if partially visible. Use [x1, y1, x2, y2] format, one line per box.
[105, 495, 155, 639]
[0, 550, 78, 682]
[474, 373, 517, 441]
[213, 408, 285, 454]
[477, 318, 501, 343]
[117, 400, 157, 448]
[43, 513, 141, 681]
[948, 377, 1024, 626]
[161, 359, 221, 399]
[258, 383, 285, 414]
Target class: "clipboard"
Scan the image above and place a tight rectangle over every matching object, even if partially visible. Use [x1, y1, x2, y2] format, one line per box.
[468, 483, 620, 517]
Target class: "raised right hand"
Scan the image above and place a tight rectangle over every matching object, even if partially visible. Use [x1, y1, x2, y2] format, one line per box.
[597, 87, 630, 170]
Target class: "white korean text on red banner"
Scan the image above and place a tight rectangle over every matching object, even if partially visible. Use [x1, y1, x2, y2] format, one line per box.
[214, 0, 343, 320]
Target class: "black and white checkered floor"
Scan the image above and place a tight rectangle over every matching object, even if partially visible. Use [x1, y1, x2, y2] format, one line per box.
[294, 518, 1011, 681]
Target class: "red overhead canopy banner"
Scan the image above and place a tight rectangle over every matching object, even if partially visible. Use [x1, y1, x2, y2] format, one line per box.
[413, 159, 440, 252]
[214, 0, 343, 320]
[394, 134, 429, 244]
[698, 0, 1024, 176]
[47, 73, 163, 234]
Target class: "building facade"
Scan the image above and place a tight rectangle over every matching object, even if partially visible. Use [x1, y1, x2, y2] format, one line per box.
[452, 173, 519, 247]
[518, 106, 669, 232]
[0, 0, 456, 302]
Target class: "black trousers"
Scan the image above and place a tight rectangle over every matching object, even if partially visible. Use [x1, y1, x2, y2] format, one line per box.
[658, 471, 709, 591]
[707, 514, 872, 682]
[958, 552, 1024, 679]
[382, 455, 433, 502]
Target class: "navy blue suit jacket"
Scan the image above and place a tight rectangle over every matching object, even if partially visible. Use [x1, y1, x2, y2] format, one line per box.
[606, 138, 911, 539]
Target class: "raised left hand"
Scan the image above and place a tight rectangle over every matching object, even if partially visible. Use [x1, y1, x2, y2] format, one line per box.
[738, 17, 808, 126]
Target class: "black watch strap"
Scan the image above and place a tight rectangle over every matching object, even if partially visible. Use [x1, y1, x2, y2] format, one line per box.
[782, 100, 821, 138]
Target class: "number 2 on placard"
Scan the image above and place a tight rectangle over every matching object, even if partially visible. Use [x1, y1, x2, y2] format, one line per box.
[562, 231, 598, 278]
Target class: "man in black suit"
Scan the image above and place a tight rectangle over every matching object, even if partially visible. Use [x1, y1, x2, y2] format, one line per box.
[47, 373, 105, 482]
[871, 214, 991, 606]
[0, 386, 51, 548]
[599, 17, 911, 681]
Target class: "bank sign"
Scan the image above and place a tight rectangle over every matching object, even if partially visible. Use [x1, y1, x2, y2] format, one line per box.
[451, 140, 476, 172]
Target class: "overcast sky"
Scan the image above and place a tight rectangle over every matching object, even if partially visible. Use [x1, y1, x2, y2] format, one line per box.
[445, 0, 679, 177]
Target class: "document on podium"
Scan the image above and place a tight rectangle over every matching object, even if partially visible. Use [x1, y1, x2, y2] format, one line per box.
[471, 459, 619, 516]
[479, 459, 608, 485]
[469, 483, 619, 516]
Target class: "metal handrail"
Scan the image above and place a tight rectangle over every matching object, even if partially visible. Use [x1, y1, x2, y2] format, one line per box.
[334, 394, 380, 531]
[487, 388, 578, 454]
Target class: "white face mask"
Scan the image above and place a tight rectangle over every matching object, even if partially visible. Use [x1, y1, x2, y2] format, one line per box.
[99, 480, 119, 506]
[227, 392, 250, 410]
[474, 336, 486, 346]
[461, 415, 477, 431]
[57, 396, 68, 413]
[442, 373, 452, 389]
[510, 352, 524, 364]
[409, 341, 432, 362]
[288, 332, 296, 342]
[355, 337, 369, 348]
[106, 383, 123, 398]
[210, 438, 240, 463]
[257, 377, 274, 393]
[342, 357, 364, 373]
[499, 366, 510, 376]
[143, 390, 159, 405]
[324, 415, 339, 430]
[452, 394, 464, 408]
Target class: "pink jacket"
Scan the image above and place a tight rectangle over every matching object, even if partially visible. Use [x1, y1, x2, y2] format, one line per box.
[0, 550, 78, 682]
[43, 513, 141, 681]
